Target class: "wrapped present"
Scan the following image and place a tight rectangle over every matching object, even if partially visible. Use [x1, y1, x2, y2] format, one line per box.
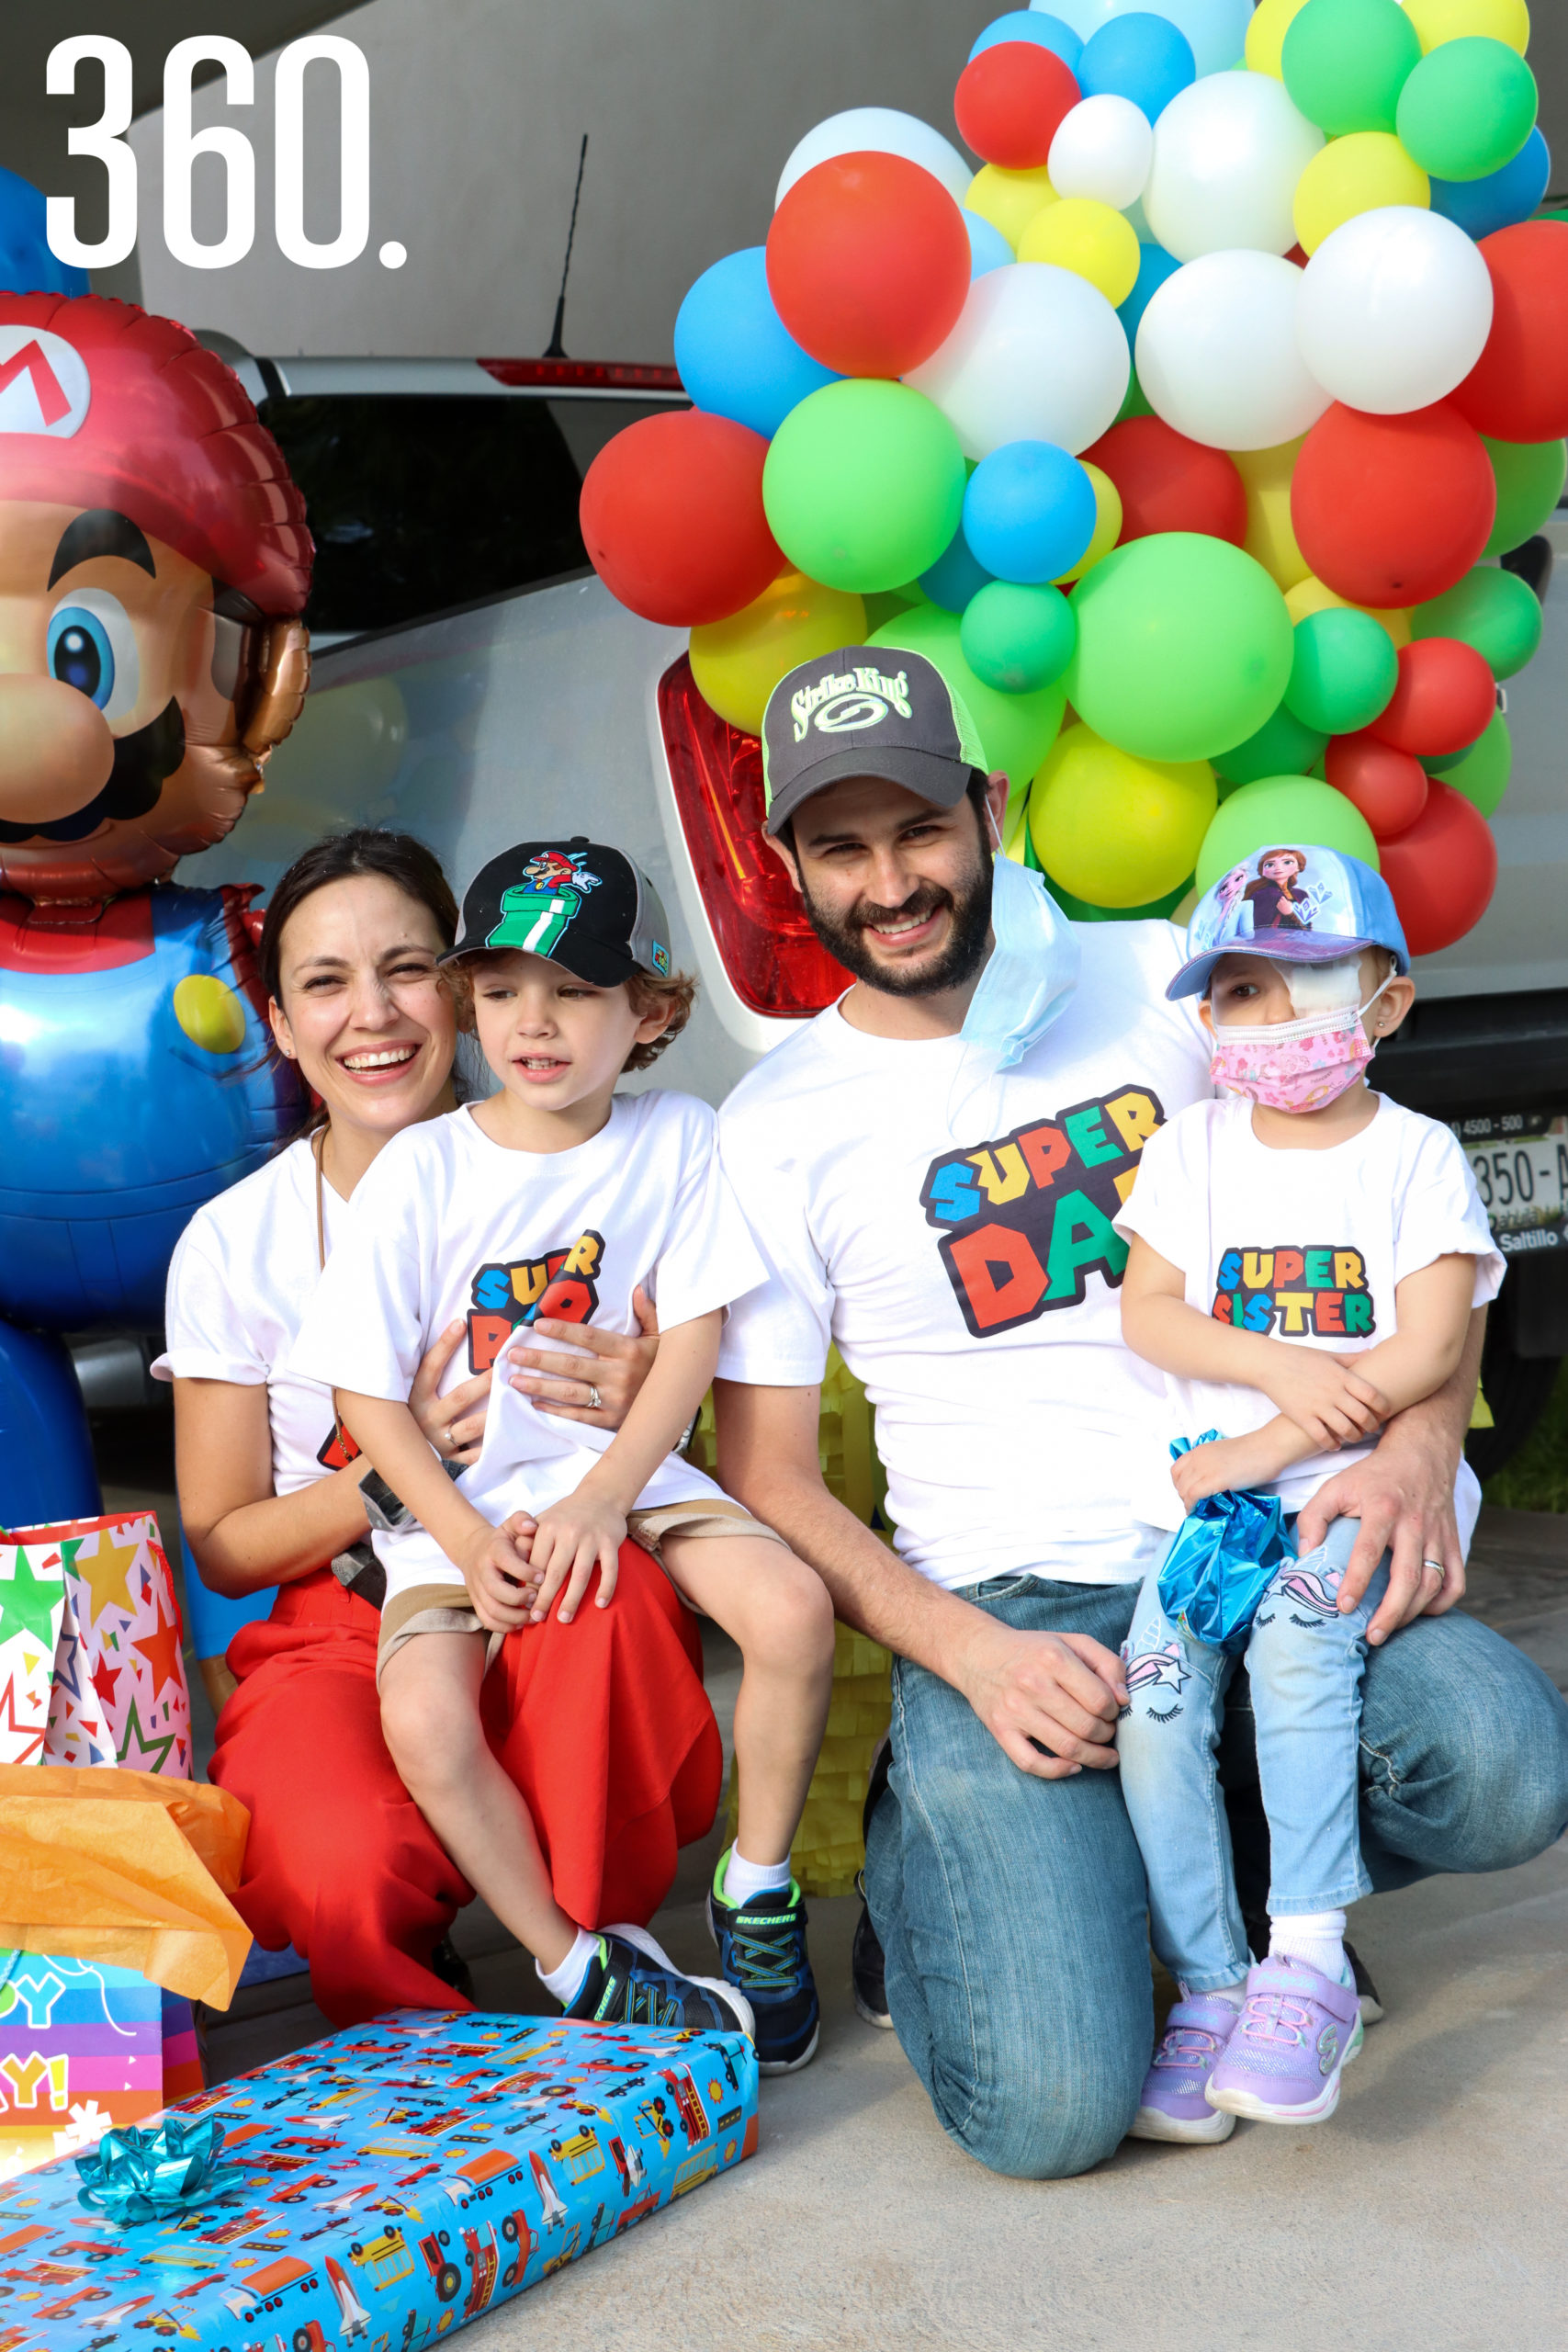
[0, 1951, 166, 2183]
[26, 1511, 193, 1777]
[0, 1543, 64, 1767]
[0, 2009, 759, 2344]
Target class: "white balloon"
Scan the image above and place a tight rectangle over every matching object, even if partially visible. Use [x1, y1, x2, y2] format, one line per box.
[1297, 206, 1495, 417]
[1049, 96, 1154, 210]
[1136, 250, 1331, 449]
[1143, 73, 1323, 264]
[906, 262, 1130, 459]
[775, 108, 972, 209]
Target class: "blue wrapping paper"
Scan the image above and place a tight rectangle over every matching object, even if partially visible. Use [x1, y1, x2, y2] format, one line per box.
[1156, 1433, 1297, 1654]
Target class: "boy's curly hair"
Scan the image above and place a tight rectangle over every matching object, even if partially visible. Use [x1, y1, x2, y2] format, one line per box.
[446, 957, 696, 1071]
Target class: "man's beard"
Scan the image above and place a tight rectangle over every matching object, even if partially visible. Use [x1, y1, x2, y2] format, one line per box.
[799, 841, 994, 998]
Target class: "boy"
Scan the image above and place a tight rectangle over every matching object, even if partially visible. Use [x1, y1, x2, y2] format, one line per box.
[291, 838, 835, 2070]
[1112, 846, 1502, 2139]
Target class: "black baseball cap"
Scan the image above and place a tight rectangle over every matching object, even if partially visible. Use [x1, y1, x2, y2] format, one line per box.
[441, 838, 674, 986]
[761, 646, 990, 837]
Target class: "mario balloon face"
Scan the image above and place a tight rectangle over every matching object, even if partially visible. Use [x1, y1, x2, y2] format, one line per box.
[0, 296, 312, 901]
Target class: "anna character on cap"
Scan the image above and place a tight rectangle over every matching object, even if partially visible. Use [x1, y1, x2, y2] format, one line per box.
[0, 294, 311, 1543]
[1245, 848, 1312, 935]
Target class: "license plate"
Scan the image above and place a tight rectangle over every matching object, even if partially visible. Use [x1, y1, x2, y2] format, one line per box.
[1453, 1113, 1568, 1254]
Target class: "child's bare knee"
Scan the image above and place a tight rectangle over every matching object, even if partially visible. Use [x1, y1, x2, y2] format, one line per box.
[380, 1658, 479, 1781]
[755, 1554, 836, 1668]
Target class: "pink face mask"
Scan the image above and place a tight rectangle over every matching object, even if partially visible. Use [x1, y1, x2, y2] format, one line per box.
[1209, 979, 1394, 1114]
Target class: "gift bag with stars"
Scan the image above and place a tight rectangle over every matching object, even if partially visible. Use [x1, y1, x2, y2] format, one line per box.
[0, 1513, 194, 1779]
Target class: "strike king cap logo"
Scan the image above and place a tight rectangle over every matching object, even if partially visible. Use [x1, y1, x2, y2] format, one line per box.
[791, 665, 913, 745]
[0, 327, 90, 437]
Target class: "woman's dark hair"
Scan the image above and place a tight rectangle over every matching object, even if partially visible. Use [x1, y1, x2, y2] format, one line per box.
[259, 828, 458, 1004]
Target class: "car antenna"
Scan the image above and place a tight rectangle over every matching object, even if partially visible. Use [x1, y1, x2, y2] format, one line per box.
[543, 133, 589, 359]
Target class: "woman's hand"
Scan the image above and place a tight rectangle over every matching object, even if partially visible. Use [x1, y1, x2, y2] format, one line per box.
[526, 1487, 626, 1626]
[506, 1284, 660, 1430]
[410, 1320, 492, 1463]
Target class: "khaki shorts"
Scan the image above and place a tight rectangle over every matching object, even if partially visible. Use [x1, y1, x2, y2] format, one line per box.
[376, 1496, 783, 1681]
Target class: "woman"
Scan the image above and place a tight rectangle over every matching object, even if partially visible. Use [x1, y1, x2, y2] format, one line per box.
[160, 829, 721, 2026]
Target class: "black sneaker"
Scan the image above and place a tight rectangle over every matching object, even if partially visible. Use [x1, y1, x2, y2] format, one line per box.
[563, 1924, 754, 2041]
[851, 1871, 893, 2030]
[706, 1855, 819, 2075]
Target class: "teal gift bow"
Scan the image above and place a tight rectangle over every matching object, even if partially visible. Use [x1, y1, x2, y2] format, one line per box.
[1156, 1431, 1297, 1656]
[76, 2116, 244, 2223]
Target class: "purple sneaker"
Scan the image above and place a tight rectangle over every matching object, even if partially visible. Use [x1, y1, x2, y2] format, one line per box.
[1205, 1955, 1363, 2126]
[1128, 1995, 1240, 2144]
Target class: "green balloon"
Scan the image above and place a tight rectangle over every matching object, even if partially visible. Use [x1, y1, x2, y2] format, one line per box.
[1396, 38, 1538, 183]
[1213, 701, 1328, 786]
[867, 603, 1066, 793]
[1483, 436, 1566, 557]
[960, 582, 1077, 695]
[1068, 534, 1294, 764]
[1430, 709, 1511, 818]
[763, 380, 965, 594]
[1040, 870, 1193, 922]
[1115, 369, 1155, 425]
[1414, 566, 1542, 680]
[1282, 0, 1420, 138]
[1196, 776, 1380, 894]
[1283, 607, 1399, 735]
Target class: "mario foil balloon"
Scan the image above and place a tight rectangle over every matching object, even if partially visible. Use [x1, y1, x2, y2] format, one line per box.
[0, 295, 311, 1521]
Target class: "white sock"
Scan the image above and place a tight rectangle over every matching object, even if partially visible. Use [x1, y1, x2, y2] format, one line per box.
[722, 1847, 793, 1906]
[1269, 1909, 1350, 1985]
[1179, 1978, 1247, 2010]
[536, 1925, 601, 2005]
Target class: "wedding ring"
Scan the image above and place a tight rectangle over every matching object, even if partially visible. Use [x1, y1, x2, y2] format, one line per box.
[1422, 1557, 1446, 1578]
[587, 1385, 604, 1411]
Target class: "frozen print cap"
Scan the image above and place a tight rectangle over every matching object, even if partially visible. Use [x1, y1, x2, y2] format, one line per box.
[1167, 844, 1410, 1001]
[443, 838, 674, 986]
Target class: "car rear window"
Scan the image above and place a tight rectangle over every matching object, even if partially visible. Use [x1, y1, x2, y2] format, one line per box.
[258, 393, 670, 638]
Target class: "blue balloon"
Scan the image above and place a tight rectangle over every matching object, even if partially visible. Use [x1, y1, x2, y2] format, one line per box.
[0, 165, 87, 298]
[920, 519, 995, 613]
[970, 10, 1083, 70]
[1078, 14, 1195, 123]
[1118, 241, 1181, 345]
[964, 209, 1016, 278]
[673, 247, 839, 439]
[1432, 129, 1551, 244]
[964, 442, 1099, 585]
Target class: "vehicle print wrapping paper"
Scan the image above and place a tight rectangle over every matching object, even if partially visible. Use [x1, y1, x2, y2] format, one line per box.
[0, 2008, 759, 2345]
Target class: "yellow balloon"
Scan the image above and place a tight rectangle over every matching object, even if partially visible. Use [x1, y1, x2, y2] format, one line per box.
[1404, 0, 1529, 52]
[1285, 575, 1412, 648]
[1030, 722, 1216, 908]
[1230, 439, 1310, 594]
[966, 163, 1057, 251]
[1018, 198, 1141, 307]
[1293, 134, 1430, 256]
[1246, 0, 1314, 75]
[1055, 464, 1122, 585]
[690, 571, 867, 735]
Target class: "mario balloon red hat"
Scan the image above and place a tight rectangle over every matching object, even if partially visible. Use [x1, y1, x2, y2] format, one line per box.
[0, 294, 311, 616]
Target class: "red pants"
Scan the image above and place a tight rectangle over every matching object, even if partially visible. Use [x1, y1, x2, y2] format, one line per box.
[209, 1543, 722, 2027]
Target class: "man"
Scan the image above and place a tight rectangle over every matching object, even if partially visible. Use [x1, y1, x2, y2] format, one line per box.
[712, 647, 1568, 2180]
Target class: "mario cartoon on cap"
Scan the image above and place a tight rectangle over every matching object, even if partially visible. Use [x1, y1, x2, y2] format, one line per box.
[1168, 845, 1411, 1001]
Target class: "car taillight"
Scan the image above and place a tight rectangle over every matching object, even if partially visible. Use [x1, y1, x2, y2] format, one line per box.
[479, 357, 683, 391]
[658, 656, 847, 1019]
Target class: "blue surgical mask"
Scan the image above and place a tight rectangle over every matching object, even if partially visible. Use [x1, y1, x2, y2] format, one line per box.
[958, 847, 1080, 1070]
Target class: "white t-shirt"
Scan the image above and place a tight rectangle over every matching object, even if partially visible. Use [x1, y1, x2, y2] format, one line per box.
[289, 1091, 767, 1569]
[153, 1136, 354, 1492]
[1113, 1091, 1505, 1532]
[716, 922, 1213, 1592]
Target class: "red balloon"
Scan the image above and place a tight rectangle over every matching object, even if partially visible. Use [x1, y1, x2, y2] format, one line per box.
[580, 411, 780, 626]
[1378, 780, 1498, 957]
[954, 43, 1081, 171]
[1450, 220, 1568, 445]
[1325, 733, 1429, 842]
[1292, 402, 1496, 609]
[765, 152, 971, 378]
[1368, 638, 1495, 759]
[1085, 417, 1247, 547]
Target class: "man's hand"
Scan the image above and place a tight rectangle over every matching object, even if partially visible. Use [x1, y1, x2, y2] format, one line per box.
[1254, 1346, 1390, 1452]
[1295, 1424, 1467, 1646]
[507, 1285, 659, 1430]
[954, 1620, 1129, 1779]
[409, 1321, 491, 1463]
[527, 1487, 626, 1626]
[455, 1520, 535, 1635]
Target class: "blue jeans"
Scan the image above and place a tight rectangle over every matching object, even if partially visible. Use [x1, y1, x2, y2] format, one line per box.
[1118, 1518, 1384, 1993]
[863, 1571, 1568, 2181]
